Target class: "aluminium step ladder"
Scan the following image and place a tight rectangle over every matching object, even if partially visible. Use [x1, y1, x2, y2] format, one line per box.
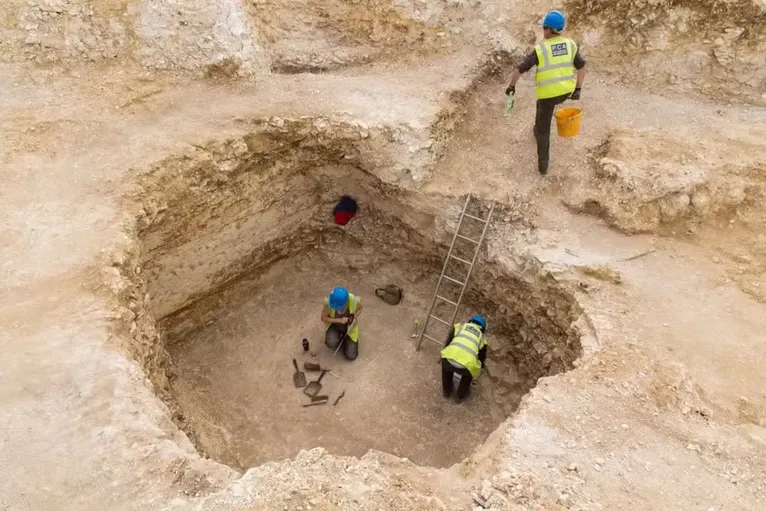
[416, 195, 494, 351]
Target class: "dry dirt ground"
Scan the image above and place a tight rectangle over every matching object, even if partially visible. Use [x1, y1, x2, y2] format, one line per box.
[2, 2, 766, 511]
[169, 252, 519, 470]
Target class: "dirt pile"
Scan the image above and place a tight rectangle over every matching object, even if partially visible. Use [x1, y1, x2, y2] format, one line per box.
[560, 121, 766, 300]
[0, 0, 270, 72]
[567, 0, 766, 103]
[566, 125, 766, 234]
[170, 448, 472, 510]
[0, 0, 131, 64]
[0, 0, 488, 74]
[247, 0, 453, 72]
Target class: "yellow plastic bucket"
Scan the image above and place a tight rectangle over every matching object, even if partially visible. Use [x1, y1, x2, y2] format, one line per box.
[554, 105, 582, 137]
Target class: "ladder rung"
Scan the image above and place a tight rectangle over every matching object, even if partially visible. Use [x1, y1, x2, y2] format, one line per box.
[463, 212, 487, 223]
[449, 254, 471, 265]
[456, 234, 480, 244]
[442, 275, 466, 286]
[421, 333, 443, 345]
[429, 315, 451, 326]
[442, 275, 465, 286]
[435, 294, 458, 306]
[416, 198, 496, 353]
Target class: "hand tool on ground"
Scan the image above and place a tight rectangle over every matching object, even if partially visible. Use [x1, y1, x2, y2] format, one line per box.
[303, 399, 327, 407]
[303, 362, 321, 371]
[311, 394, 328, 402]
[333, 339, 343, 357]
[292, 358, 306, 388]
[302, 338, 309, 351]
[303, 369, 327, 398]
[333, 390, 345, 406]
[333, 317, 355, 358]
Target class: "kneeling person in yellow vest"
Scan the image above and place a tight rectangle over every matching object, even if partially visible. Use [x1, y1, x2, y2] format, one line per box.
[441, 315, 488, 403]
[321, 286, 363, 361]
[504, 10, 587, 175]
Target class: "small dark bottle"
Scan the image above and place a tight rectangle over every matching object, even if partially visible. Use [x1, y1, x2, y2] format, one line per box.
[302, 338, 309, 351]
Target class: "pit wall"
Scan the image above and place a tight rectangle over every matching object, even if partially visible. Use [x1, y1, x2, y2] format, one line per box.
[160, 206, 443, 344]
[153, 194, 583, 386]
[103, 227, 180, 419]
[467, 267, 583, 384]
[132, 117, 432, 324]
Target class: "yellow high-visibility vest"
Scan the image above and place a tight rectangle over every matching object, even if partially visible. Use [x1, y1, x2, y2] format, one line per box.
[534, 36, 578, 100]
[440, 323, 486, 378]
[325, 293, 360, 342]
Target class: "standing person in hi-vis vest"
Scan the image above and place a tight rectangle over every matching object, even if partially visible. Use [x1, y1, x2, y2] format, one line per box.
[504, 10, 587, 175]
[321, 286, 363, 361]
[441, 315, 488, 403]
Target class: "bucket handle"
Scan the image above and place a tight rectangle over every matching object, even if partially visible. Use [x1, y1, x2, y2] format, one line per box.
[571, 99, 583, 126]
[563, 98, 583, 112]
[557, 99, 583, 128]
[555, 98, 583, 112]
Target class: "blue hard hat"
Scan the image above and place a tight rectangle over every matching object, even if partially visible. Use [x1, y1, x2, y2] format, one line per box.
[541, 10, 566, 32]
[328, 286, 349, 309]
[468, 315, 487, 332]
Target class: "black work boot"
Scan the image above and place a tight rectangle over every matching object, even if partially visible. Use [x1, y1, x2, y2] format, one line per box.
[538, 161, 549, 175]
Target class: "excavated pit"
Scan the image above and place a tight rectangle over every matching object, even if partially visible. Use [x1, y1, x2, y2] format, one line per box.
[126, 119, 583, 470]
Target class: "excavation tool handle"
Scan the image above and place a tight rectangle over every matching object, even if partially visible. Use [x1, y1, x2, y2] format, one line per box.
[333, 318, 356, 357]
[292, 359, 300, 371]
[347, 315, 358, 334]
[317, 370, 327, 383]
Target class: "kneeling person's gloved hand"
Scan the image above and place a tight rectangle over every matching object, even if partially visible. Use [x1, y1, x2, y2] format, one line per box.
[570, 87, 582, 100]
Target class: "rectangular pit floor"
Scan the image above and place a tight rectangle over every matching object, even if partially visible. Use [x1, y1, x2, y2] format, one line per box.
[167, 251, 524, 469]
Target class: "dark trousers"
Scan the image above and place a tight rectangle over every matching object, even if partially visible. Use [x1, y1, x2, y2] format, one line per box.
[534, 93, 570, 174]
[325, 324, 358, 361]
[441, 359, 473, 400]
